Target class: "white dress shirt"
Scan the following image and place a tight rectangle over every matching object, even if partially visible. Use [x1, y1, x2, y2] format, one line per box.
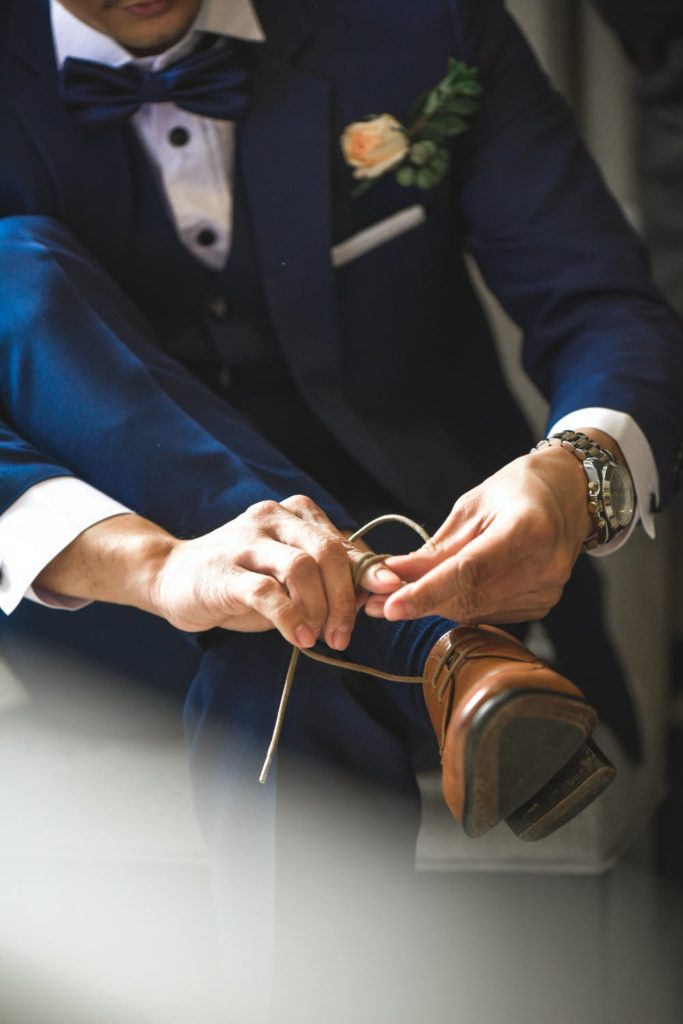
[0, 0, 659, 613]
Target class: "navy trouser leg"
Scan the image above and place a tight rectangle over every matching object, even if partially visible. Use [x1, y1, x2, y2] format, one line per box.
[0, 216, 454, 1021]
[0, 215, 352, 533]
[0, 215, 445, 777]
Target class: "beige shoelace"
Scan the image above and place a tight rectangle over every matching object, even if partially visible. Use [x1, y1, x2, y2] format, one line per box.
[258, 514, 431, 783]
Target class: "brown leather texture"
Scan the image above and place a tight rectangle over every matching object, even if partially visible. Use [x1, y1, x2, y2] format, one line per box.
[422, 625, 593, 822]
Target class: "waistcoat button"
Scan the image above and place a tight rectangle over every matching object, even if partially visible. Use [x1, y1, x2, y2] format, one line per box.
[168, 126, 190, 147]
[208, 296, 232, 319]
[197, 227, 217, 247]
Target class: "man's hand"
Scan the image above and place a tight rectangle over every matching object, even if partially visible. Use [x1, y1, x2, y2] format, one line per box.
[151, 496, 401, 648]
[36, 495, 402, 651]
[365, 442, 598, 625]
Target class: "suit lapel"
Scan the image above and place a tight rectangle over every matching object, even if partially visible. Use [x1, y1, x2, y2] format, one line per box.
[9, 0, 132, 275]
[239, 48, 337, 395]
[240, 2, 394, 476]
[239, 3, 337, 391]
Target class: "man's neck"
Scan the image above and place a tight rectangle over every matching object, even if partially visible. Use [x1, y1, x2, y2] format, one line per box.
[51, 0, 265, 69]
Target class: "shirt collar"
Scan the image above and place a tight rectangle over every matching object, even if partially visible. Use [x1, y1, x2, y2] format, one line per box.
[50, 0, 265, 70]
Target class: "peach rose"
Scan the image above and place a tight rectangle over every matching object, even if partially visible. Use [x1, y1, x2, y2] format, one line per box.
[341, 114, 409, 179]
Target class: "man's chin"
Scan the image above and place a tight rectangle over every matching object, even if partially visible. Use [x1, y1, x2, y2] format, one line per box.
[103, 0, 199, 55]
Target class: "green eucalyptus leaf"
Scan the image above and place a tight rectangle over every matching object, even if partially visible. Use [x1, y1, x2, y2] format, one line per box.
[428, 112, 469, 135]
[447, 58, 477, 81]
[416, 167, 437, 190]
[422, 90, 442, 116]
[444, 97, 479, 115]
[417, 123, 447, 143]
[395, 165, 416, 187]
[408, 90, 429, 122]
[349, 58, 481, 200]
[457, 80, 483, 98]
[431, 148, 451, 175]
[410, 140, 438, 165]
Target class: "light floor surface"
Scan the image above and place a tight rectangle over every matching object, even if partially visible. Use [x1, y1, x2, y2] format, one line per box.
[0, 645, 680, 1024]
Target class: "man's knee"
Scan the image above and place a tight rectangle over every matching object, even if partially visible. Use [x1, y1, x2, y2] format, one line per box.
[0, 213, 84, 255]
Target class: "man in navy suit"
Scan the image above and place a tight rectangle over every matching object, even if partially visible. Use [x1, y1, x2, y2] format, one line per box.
[3, 0, 683, 1017]
[1, 0, 682, 850]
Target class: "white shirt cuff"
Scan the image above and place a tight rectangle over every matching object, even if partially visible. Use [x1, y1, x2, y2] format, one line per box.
[0, 477, 132, 614]
[548, 408, 658, 556]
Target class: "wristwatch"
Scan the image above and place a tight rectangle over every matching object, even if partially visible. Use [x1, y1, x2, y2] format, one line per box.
[533, 429, 636, 551]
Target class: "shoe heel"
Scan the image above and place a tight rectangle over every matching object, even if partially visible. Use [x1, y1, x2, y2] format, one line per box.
[505, 739, 616, 842]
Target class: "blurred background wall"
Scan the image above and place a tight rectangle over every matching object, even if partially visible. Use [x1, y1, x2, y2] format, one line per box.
[508, 0, 682, 644]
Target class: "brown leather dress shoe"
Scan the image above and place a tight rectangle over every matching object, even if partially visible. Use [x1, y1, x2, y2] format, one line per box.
[422, 624, 615, 840]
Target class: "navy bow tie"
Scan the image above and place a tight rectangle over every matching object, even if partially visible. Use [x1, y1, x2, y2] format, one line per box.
[59, 41, 250, 127]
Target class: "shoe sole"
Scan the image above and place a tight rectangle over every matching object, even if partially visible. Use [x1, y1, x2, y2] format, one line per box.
[505, 738, 616, 841]
[458, 689, 597, 838]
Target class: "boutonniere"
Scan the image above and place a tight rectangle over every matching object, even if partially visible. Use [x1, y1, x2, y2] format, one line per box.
[341, 59, 482, 197]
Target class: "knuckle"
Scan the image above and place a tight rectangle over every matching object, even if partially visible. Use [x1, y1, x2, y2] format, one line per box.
[294, 494, 318, 512]
[250, 576, 279, 602]
[419, 537, 440, 557]
[451, 489, 478, 521]
[313, 535, 346, 563]
[281, 494, 327, 522]
[228, 546, 251, 567]
[285, 550, 316, 578]
[246, 499, 279, 521]
[280, 493, 309, 511]
[330, 590, 357, 617]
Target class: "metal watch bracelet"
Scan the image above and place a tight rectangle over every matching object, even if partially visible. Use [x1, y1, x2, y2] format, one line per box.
[531, 430, 616, 550]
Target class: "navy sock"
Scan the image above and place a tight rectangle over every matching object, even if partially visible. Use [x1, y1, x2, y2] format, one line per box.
[321, 610, 455, 680]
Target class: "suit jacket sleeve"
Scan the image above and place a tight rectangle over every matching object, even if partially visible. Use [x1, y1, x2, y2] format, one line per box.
[0, 421, 76, 516]
[454, 0, 683, 506]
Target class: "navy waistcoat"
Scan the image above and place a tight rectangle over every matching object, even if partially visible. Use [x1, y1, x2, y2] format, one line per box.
[123, 130, 397, 519]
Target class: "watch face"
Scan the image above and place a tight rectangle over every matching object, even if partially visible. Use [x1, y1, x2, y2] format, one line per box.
[603, 464, 635, 529]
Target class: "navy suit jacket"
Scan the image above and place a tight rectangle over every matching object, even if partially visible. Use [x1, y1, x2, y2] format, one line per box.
[1, 0, 682, 525]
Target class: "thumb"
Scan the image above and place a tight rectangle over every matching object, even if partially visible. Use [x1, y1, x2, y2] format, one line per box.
[384, 546, 443, 581]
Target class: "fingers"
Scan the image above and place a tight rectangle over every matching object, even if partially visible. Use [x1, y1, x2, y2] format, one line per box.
[281, 495, 402, 594]
[232, 497, 398, 650]
[218, 567, 320, 648]
[209, 501, 340, 648]
[382, 524, 568, 623]
[240, 536, 330, 636]
[158, 495, 402, 645]
[267, 497, 402, 638]
[382, 495, 485, 586]
[380, 578, 565, 623]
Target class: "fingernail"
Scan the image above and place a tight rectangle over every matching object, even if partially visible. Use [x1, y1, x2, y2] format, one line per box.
[387, 600, 415, 619]
[363, 604, 383, 618]
[294, 625, 316, 648]
[372, 566, 400, 583]
[329, 628, 350, 651]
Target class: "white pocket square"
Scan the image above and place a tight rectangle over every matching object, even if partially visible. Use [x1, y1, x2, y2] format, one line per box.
[331, 204, 427, 268]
